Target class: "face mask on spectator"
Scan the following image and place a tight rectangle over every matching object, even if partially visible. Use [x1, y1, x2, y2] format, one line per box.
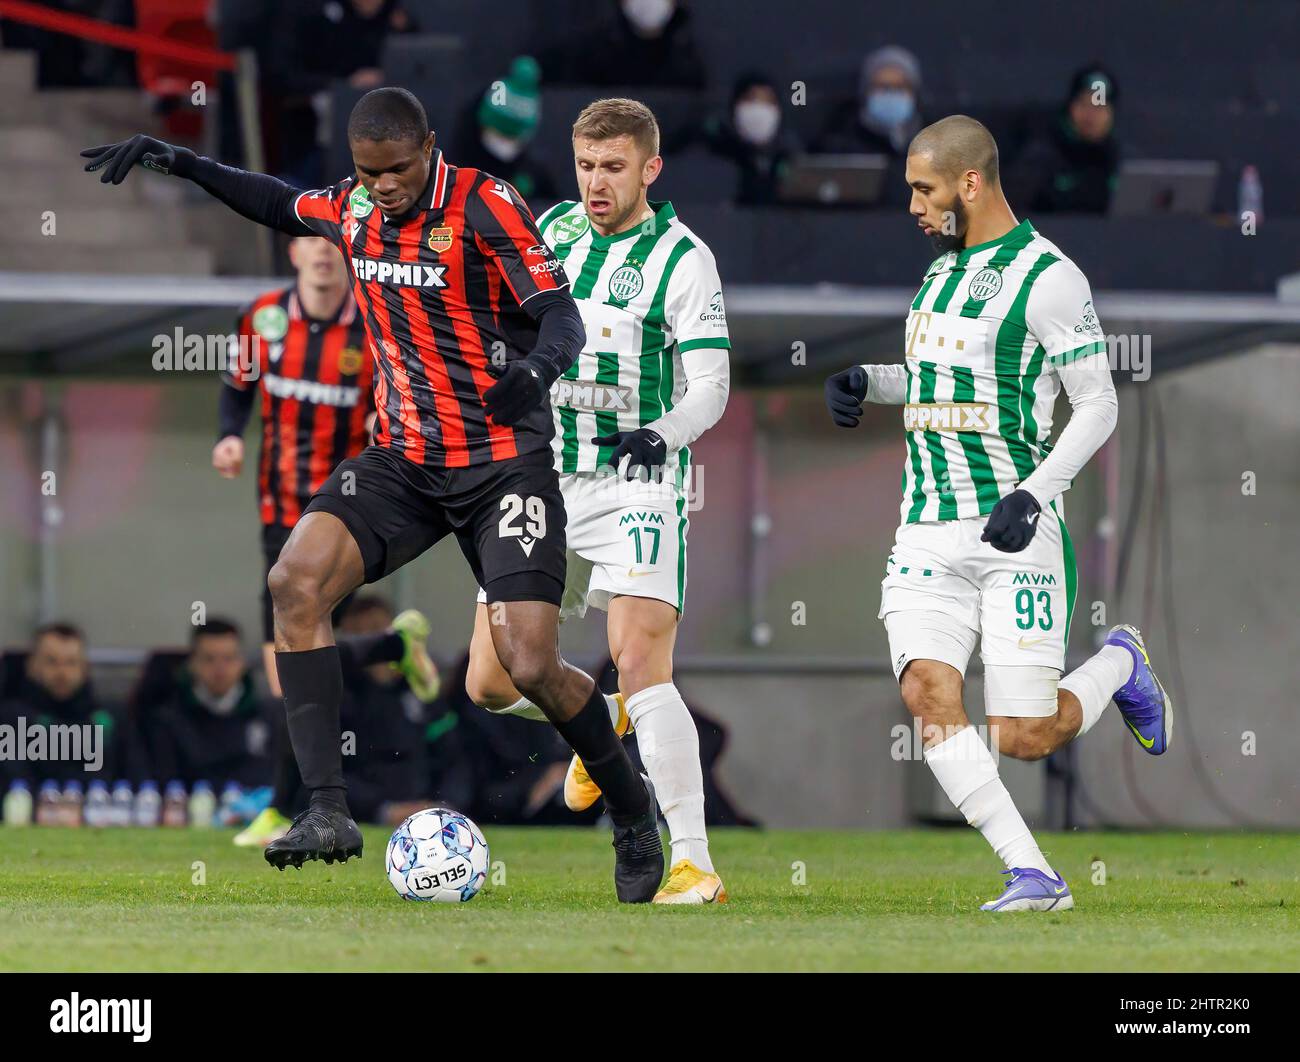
[623, 0, 675, 34]
[734, 101, 781, 146]
[863, 88, 915, 129]
[482, 127, 526, 162]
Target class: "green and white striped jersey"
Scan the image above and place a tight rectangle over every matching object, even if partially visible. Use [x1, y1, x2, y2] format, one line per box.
[899, 219, 1106, 523]
[535, 200, 731, 474]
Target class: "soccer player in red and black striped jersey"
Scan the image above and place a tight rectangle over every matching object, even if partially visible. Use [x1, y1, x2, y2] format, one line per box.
[84, 87, 664, 901]
[212, 235, 436, 849]
[214, 235, 374, 681]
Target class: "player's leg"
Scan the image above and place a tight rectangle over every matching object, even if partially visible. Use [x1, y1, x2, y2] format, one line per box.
[263, 509, 366, 867]
[464, 599, 534, 715]
[983, 509, 1171, 760]
[982, 509, 1089, 760]
[235, 524, 296, 847]
[264, 446, 444, 869]
[552, 472, 674, 817]
[606, 593, 725, 905]
[466, 553, 623, 725]
[898, 653, 1071, 912]
[461, 452, 661, 901]
[882, 520, 1069, 911]
[486, 597, 663, 901]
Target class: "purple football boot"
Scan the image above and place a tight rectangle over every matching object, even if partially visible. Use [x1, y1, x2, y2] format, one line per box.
[981, 867, 1074, 912]
[1105, 624, 1173, 755]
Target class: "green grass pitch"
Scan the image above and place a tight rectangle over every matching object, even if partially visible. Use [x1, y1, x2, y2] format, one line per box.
[0, 827, 1295, 971]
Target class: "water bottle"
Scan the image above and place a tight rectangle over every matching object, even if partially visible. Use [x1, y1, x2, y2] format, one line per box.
[217, 782, 244, 827]
[1238, 165, 1263, 225]
[3, 781, 33, 826]
[61, 780, 84, 827]
[111, 780, 135, 827]
[188, 780, 217, 828]
[84, 780, 111, 828]
[36, 780, 62, 826]
[162, 781, 188, 827]
[133, 780, 162, 827]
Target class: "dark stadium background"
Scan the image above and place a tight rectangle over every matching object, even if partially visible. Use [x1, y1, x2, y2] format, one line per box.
[0, 0, 1297, 833]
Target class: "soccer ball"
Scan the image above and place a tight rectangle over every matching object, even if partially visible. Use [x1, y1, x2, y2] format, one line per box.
[385, 807, 489, 902]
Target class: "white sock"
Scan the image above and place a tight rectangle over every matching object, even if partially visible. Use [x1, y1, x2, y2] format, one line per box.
[1060, 644, 1133, 738]
[483, 696, 548, 722]
[924, 726, 1053, 875]
[484, 692, 621, 729]
[625, 683, 711, 872]
[603, 693, 622, 730]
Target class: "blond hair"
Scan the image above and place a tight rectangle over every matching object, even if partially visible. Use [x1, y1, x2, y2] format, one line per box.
[571, 97, 660, 159]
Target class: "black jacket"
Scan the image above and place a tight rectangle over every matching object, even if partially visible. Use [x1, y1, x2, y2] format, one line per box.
[0, 679, 123, 786]
[544, 8, 706, 89]
[1006, 113, 1120, 215]
[139, 672, 271, 789]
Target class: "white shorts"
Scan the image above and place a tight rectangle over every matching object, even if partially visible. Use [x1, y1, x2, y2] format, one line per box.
[477, 470, 688, 620]
[878, 507, 1077, 716]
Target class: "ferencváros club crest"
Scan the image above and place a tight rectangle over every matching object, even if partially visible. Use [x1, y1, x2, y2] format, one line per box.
[607, 264, 644, 303]
[968, 267, 1003, 302]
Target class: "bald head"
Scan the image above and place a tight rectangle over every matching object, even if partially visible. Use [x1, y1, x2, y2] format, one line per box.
[905, 115, 1015, 253]
[908, 114, 1000, 186]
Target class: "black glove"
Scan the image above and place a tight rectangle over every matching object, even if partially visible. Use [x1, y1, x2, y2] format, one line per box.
[81, 134, 194, 185]
[484, 358, 549, 426]
[981, 489, 1042, 553]
[592, 428, 668, 482]
[825, 366, 869, 427]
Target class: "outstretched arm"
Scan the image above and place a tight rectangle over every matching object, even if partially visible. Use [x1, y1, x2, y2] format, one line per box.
[82, 134, 312, 237]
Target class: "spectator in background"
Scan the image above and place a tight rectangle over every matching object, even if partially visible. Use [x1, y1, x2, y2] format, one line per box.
[139, 620, 271, 790]
[545, 0, 706, 90]
[813, 45, 925, 208]
[334, 596, 448, 826]
[0, 623, 123, 786]
[260, 0, 420, 184]
[453, 57, 557, 207]
[1007, 65, 1121, 214]
[673, 72, 798, 206]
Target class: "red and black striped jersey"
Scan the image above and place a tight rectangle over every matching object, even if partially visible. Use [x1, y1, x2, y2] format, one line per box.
[226, 286, 374, 527]
[292, 149, 567, 468]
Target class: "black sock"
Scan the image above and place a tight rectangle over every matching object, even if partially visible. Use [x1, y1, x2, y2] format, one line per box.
[337, 630, 405, 671]
[551, 683, 649, 824]
[275, 647, 348, 810]
[269, 708, 302, 813]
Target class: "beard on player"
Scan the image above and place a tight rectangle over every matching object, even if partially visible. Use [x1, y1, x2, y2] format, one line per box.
[928, 193, 968, 254]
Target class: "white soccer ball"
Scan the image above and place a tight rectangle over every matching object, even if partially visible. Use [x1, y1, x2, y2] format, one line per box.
[386, 807, 490, 902]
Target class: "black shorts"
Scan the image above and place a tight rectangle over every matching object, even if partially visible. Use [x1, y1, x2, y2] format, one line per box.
[261, 523, 355, 642]
[303, 445, 566, 605]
